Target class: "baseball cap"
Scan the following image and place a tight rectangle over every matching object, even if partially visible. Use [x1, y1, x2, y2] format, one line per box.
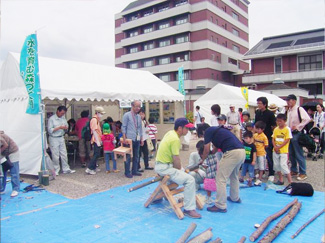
[95, 106, 106, 114]
[217, 114, 227, 121]
[229, 104, 235, 107]
[285, 94, 297, 101]
[174, 118, 194, 130]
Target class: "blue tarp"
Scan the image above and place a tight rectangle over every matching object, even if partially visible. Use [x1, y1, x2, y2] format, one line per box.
[1, 179, 324, 243]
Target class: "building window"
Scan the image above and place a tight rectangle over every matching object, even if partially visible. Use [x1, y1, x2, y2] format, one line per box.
[211, 36, 214, 42]
[143, 59, 154, 67]
[232, 12, 239, 21]
[298, 54, 322, 71]
[176, 71, 189, 80]
[143, 10, 153, 17]
[143, 42, 154, 50]
[159, 56, 170, 65]
[158, 73, 170, 81]
[175, 0, 187, 7]
[129, 62, 138, 69]
[175, 16, 188, 25]
[274, 58, 282, 73]
[299, 83, 322, 95]
[211, 54, 215, 61]
[128, 30, 138, 37]
[175, 52, 189, 62]
[158, 5, 169, 12]
[215, 19, 218, 25]
[129, 46, 138, 53]
[210, 16, 213, 22]
[228, 57, 237, 65]
[159, 39, 170, 47]
[143, 25, 153, 33]
[158, 21, 170, 30]
[128, 15, 138, 21]
[232, 28, 239, 37]
[232, 44, 240, 53]
[175, 35, 189, 44]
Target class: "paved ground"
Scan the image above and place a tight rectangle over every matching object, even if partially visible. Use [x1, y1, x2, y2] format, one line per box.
[21, 134, 324, 198]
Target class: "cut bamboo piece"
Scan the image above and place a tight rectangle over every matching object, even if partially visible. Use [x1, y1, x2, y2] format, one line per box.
[187, 227, 213, 243]
[209, 238, 222, 243]
[175, 222, 197, 243]
[291, 208, 324, 239]
[128, 176, 163, 192]
[258, 201, 302, 243]
[238, 236, 246, 243]
[249, 198, 298, 242]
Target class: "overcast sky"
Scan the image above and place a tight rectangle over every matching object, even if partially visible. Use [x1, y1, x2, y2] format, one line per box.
[0, 0, 324, 67]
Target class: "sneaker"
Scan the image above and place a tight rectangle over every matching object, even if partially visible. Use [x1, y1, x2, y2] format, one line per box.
[227, 196, 241, 203]
[55, 172, 59, 176]
[112, 170, 120, 173]
[207, 205, 227, 213]
[63, 169, 76, 174]
[132, 173, 142, 176]
[247, 180, 253, 187]
[291, 171, 298, 176]
[206, 197, 214, 205]
[10, 190, 19, 197]
[138, 169, 144, 173]
[183, 209, 202, 219]
[106, 171, 111, 174]
[85, 168, 96, 175]
[239, 178, 244, 183]
[254, 179, 262, 186]
[81, 163, 87, 168]
[274, 181, 284, 185]
[255, 173, 259, 179]
[297, 174, 307, 181]
[95, 168, 101, 172]
[145, 167, 154, 170]
[268, 176, 275, 182]
[125, 174, 133, 178]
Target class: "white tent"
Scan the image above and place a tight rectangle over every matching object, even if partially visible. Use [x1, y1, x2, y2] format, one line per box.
[0, 52, 184, 175]
[194, 83, 287, 125]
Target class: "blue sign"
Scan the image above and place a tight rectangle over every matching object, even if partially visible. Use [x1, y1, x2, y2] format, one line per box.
[178, 67, 185, 95]
[20, 34, 40, 114]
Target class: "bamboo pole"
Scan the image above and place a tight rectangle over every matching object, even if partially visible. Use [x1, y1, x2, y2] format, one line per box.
[238, 236, 246, 243]
[175, 223, 197, 243]
[249, 198, 298, 242]
[209, 237, 222, 243]
[187, 227, 213, 243]
[258, 201, 302, 243]
[128, 176, 163, 192]
[291, 208, 324, 239]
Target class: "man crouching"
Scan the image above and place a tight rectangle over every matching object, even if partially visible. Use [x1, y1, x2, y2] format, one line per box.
[155, 118, 201, 219]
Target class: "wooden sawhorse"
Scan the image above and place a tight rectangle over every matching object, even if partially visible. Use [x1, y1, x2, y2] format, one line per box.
[144, 175, 204, 219]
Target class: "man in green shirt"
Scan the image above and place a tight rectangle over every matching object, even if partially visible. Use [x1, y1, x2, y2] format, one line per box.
[155, 118, 201, 219]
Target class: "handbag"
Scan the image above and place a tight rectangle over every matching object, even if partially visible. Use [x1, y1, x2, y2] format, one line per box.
[147, 137, 154, 151]
[203, 178, 216, 192]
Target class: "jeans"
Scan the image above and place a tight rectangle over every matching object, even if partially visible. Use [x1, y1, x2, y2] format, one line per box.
[104, 152, 116, 171]
[265, 137, 274, 176]
[215, 149, 245, 210]
[289, 132, 307, 175]
[1, 161, 20, 192]
[241, 163, 254, 178]
[155, 162, 196, 210]
[88, 143, 101, 170]
[139, 140, 149, 169]
[125, 140, 140, 176]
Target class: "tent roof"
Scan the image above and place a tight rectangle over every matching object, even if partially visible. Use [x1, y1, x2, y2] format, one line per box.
[0, 52, 184, 102]
[195, 83, 287, 107]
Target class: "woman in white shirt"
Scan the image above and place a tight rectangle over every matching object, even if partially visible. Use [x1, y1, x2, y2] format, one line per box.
[314, 104, 325, 155]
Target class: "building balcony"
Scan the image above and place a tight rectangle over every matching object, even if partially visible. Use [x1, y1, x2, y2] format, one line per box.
[120, 4, 191, 32]
[120, 23, 191, 47]
[138, 61, 192, 74]
[242, 69, 325, 84]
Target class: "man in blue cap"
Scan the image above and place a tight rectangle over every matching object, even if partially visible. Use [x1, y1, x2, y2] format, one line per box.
[155, 118, 201, 219]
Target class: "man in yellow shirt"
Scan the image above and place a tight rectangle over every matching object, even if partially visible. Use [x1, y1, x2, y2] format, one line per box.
[272, 113, 293, 185]
[155, 118, 201, 219]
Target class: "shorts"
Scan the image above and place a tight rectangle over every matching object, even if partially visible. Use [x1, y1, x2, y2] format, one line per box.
[272, 152, 290, 175]
[241, 163, 254, 178]
[255, 156, 266, 171]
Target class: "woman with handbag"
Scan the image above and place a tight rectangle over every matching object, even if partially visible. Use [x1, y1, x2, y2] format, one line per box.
[138, 110, 154, 171]
[0, 131, 20, 197]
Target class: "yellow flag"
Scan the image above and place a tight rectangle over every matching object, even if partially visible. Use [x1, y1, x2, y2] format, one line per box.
[241, 87, 249, 109]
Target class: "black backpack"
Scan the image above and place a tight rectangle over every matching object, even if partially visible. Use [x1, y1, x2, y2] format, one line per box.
[277, 182, 314, 197]
[81, 120, 92, 141]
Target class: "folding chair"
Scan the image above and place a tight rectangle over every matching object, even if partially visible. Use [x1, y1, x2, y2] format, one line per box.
[144, 175, 204, 219]
[113, 138, 133, 162]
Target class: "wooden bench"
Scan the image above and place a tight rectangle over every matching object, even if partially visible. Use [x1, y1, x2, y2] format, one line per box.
[144, 175, 204, 219]
[113, 138, 132, 162]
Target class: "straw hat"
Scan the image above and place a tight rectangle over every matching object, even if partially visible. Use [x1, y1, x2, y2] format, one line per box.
[268, 104, 278, 112]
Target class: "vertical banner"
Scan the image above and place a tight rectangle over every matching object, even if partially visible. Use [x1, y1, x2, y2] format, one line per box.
[178, 67, 186, 115]
[241, 86, 249, 109]
[20, 34, 40, 114]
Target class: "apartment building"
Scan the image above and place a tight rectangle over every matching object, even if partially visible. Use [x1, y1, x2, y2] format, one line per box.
[243, 28, 325, 103]
[115, 0, 250, 109]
